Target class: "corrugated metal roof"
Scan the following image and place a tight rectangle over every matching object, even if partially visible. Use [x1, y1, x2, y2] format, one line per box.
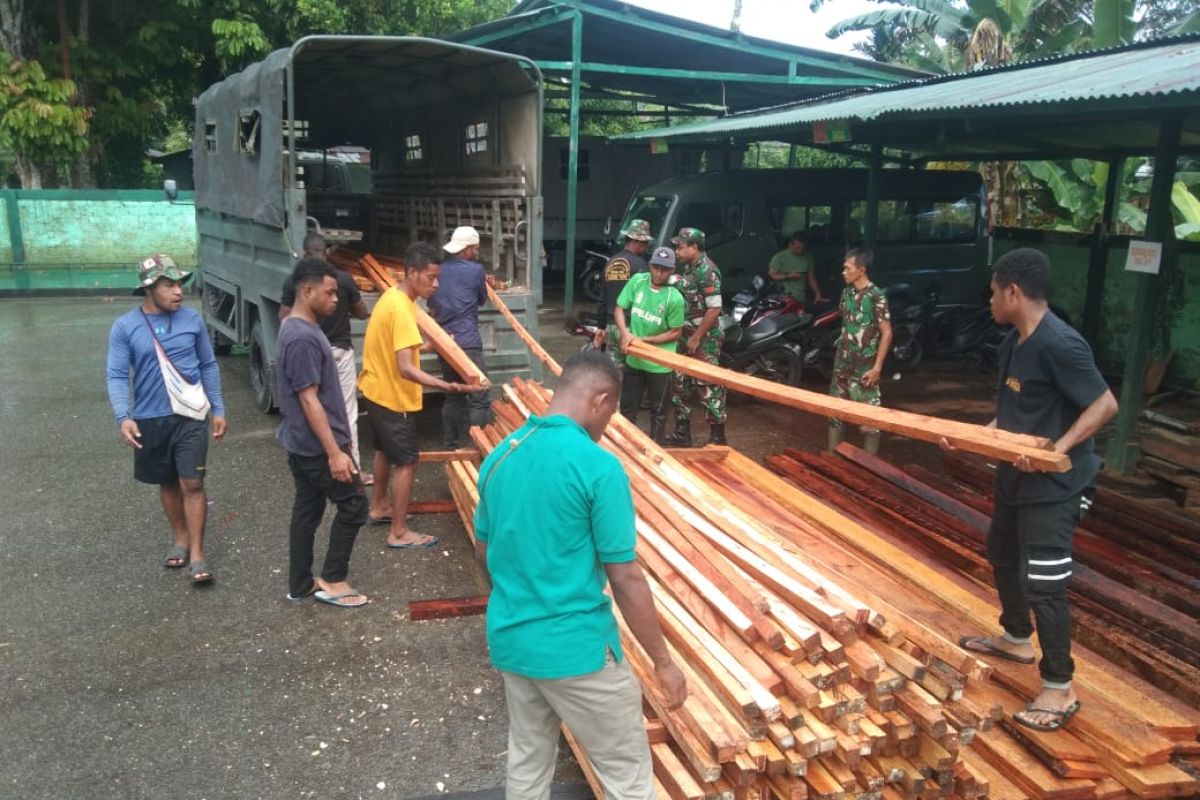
[614, 36, 1200, 143]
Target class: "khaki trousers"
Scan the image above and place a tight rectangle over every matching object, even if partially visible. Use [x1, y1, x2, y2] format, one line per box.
[331, 346, 360, 467]
[501, 654, 653, 800]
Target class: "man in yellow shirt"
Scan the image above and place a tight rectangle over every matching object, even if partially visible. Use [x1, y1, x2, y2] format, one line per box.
[360, 242, 483, 548]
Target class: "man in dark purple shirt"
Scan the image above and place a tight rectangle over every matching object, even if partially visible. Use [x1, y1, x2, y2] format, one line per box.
[429, 226, 494, 448]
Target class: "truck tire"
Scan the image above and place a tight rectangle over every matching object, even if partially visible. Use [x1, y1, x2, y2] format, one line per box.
[248, 321, 275, 413]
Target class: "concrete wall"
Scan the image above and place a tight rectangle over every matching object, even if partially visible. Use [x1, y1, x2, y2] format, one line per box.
[995, 232, 1200, 389]
[0, 190, 197, 292]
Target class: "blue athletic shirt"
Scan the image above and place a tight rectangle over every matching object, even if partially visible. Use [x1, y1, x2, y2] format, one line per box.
[106, 306, 225, 423]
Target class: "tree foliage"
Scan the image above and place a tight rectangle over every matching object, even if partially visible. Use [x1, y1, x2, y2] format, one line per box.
[0, 53, 89, 187]
[1, 0, 514, 187]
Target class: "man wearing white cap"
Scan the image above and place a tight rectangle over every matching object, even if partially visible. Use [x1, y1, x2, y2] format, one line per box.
[430, 226, 494, 449]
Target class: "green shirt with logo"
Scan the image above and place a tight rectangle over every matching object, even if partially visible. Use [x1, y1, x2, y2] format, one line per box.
[474, 414, 637, 680]
[616, 272, 686, 374]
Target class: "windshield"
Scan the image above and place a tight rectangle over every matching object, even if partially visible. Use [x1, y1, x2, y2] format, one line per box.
[620, 194, 675, 243]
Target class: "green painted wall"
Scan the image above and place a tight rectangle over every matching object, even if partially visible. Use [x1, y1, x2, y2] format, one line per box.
[0, 190, 197, 292]
[995, 233, 1200, 389]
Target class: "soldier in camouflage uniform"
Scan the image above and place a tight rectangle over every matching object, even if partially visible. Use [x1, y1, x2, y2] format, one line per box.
[661, 227, 727, 447]
[594, 219, 652, 367]
[829, 247, 893, 455]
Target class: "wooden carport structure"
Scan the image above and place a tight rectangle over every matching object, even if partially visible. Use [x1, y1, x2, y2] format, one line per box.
[449, 0, 922, 309]
[612, 35, 1200, 473]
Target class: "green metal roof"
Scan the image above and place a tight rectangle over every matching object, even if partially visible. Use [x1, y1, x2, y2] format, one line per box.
[450, 0, 924, 112]
[613, 35, 1200, 159]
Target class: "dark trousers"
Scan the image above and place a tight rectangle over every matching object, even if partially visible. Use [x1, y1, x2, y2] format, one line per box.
[287, 451, 369, 597]
[987, 493, 1084, 685]
[440, 347, 493, 449]
[620, 366, 671, 434]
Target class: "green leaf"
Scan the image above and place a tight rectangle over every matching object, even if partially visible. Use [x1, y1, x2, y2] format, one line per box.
[1093, 0, 1135, 47]
[1171, 180, 1200, 226]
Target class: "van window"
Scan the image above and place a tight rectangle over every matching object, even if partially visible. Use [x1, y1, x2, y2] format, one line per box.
[677, 201, 744, 249]
[848, 197, 979, 243]
[770, 204, 834, 242]
[621, 195, 674, 241]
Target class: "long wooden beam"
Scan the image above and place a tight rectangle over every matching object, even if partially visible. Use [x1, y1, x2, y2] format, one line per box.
[625, 341, 1068, 473]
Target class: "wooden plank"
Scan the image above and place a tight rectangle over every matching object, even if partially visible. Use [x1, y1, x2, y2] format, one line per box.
[625, 340, 1068, 472]
[408, 499, 456, 514]
[418, 449, 481, 462]
[407, 594, 487, 621]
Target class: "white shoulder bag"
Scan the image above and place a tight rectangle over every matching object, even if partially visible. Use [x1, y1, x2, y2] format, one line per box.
[141, 312, 212, 421]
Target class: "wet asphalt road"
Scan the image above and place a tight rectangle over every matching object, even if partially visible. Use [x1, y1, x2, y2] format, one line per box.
[0, 293, 997, 800]
[0, 296, 579, 800]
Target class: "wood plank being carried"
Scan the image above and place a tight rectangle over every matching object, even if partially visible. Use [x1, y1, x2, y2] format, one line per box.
[624, 340, 1068, 472]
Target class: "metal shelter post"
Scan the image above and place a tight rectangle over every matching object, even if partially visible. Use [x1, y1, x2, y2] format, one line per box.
[1081, 157, 1123, 347]
[563, 4, 584, 314]
[1106, 116, 1182, 474]
[863, 143, 882, 248]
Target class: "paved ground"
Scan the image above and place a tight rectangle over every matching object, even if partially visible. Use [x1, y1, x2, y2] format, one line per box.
[0, 292, 998, 800]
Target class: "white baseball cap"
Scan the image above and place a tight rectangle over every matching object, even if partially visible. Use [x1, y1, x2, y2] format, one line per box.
[443, 226, 480, 255]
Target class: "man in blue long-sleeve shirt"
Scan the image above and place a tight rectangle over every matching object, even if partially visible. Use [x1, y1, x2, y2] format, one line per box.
[429, 226, 494, 448]
[106, 255, 227, 585]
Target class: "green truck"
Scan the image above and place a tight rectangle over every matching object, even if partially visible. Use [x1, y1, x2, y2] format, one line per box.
[188, 36, 545, 411]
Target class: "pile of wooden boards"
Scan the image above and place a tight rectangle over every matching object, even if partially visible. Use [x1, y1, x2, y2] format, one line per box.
[325, 247, 405, 293]
[1133, 395, 1200, 510]
[433, 293, 1200, 800]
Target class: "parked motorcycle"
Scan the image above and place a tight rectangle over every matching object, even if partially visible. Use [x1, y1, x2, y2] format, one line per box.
[720, 275, 837, 387]
[564, 309, 603, 352]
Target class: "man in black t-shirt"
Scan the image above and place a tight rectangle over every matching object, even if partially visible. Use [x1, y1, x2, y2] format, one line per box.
[280, 233, 370, 470]
[594, 219, 651, 366]
[276, 258, 369, 608]
[946, 248, 1116, 733]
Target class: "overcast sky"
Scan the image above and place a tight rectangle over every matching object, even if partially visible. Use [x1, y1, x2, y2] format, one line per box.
[625, 0, 883, 57]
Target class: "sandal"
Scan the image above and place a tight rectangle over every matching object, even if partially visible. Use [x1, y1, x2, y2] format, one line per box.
[1013, 700, 1080, 732]
[958, 635, 1035, 665]
[314, 589, 368, 608]
[164, 544, 189, 569]
[387, 534, 439, 550]
[188, 559, 214, 585]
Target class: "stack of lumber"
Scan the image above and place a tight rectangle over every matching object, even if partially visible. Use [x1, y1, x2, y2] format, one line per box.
[1133, 395, 1200, 509]
[326, 247, 405, 292]
[437, 294, 1199, 800]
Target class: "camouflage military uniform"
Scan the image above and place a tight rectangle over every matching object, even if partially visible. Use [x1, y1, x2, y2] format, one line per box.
[670, 249, 726, 425]
[829, 282, 890, 431]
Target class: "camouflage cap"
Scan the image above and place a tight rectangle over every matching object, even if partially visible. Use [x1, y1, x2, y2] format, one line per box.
[133, 254, 192, 296]
[671, 227, 706, 248]
[622, 219, 652, 242]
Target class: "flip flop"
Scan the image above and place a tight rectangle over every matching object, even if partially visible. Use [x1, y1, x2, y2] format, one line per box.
[314, 589, 368, 608]
[1013, 700, 1080, 732]
[286, 583, 319, 602]
[958, 635, 1035, 665]
[368, 514, 393, 525]
[387, 535, 439, 550]
[164, 544, 189, 569]
[188, 559, 214, 585]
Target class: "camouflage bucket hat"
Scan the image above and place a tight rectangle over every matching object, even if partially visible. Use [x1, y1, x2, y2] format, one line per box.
[133, 254, 192, 296]
[622, 219, 652, 242]
[670, 227, 706, 248]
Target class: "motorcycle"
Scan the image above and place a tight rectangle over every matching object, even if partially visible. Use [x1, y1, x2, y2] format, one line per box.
[579, 249, 610, 303]
[564, 309, 604, 352]
[720, 275, 834, 386]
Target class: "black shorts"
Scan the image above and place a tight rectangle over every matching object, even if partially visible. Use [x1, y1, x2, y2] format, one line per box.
[133, 415, 209, 485]
[363, 398, 419, 466]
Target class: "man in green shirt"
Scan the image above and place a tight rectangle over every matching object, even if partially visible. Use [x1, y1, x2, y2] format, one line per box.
[829, 247, 892, 455]
[768, 231, 825, 303]
[615, 246, 686, 442]
[474, 352, 686, 800]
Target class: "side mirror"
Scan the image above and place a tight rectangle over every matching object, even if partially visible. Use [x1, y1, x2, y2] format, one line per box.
[603, 215, 613, 238]
[163, 179, 178, 202]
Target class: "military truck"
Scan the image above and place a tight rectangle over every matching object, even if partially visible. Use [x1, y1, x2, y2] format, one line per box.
[188, 36, 545, 411]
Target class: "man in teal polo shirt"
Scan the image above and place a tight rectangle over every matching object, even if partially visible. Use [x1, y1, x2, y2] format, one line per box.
[474, 351, 687, 800]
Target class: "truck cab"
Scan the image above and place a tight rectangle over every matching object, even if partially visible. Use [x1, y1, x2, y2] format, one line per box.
[191, 36, 545, 411]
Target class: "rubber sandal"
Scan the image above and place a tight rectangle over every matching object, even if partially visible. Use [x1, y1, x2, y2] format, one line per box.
[958, 635, 1035, 665]
[188, 559, 214, 585]
[387, 535, 439, 550]
[314, 589, 368, 608]
[368, 514, 392, 525]
[164, 544, 189, 569]
[286, 583, 319, 602]
[1013, 700, 1080, 732]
